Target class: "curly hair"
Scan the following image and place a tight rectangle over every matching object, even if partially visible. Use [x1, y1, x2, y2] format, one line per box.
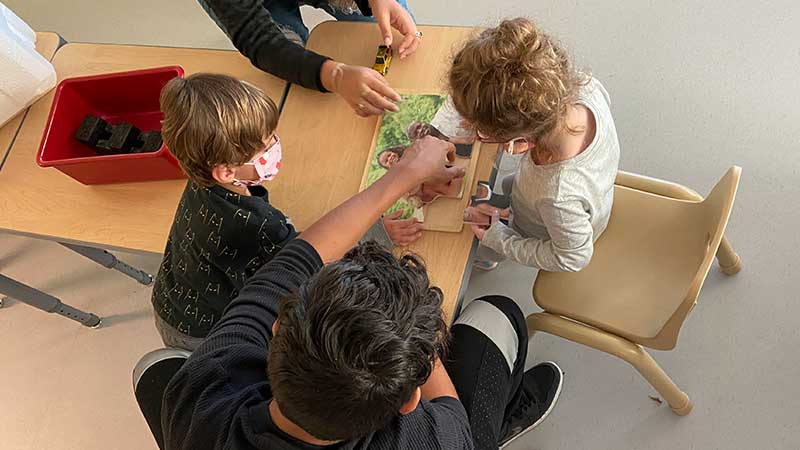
[267, 241, 447, 441]
[448, 18, 588, 160]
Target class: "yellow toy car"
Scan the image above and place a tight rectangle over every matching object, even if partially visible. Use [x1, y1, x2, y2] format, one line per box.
[372, 45, 393, 76]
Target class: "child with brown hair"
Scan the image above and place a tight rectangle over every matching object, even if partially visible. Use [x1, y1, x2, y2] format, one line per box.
[449, 18, 620, 272]
[151, 73, 297, 350]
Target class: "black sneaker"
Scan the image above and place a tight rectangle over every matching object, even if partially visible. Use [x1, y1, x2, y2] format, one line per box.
[499, 361, 564, 448]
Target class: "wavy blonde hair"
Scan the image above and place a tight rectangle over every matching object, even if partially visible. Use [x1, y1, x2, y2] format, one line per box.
[448, 18, 587, 161]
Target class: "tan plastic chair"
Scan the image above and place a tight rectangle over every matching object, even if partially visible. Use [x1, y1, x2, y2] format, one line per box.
[528, 167, 742, 416]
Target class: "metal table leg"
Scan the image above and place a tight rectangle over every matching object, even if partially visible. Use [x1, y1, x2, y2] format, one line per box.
[60, 242, 153, 286]
[0, 273, 102, 327]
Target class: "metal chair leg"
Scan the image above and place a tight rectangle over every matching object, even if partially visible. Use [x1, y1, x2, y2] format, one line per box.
[527, 312, 693, 415]
[716, 236, 742, 275]
[60, 242, 153, 285]
[0, 273, 101, 327]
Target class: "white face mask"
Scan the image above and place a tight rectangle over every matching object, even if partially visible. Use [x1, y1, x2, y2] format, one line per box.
[476, 131, 531, 155]
[232, 135, 282, 187]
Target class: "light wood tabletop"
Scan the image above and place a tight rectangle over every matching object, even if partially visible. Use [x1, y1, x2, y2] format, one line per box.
[1, 32, 62, 168]
[0, 43, 288, 254]
[271, 22, 496, 321]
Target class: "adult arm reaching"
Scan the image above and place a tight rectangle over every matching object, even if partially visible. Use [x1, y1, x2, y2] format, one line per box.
[302, 136, 464, 262]
[199, 0, 420, 116]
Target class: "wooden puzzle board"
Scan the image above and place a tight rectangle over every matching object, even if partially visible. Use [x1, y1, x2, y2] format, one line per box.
[359, 97, 481, 232]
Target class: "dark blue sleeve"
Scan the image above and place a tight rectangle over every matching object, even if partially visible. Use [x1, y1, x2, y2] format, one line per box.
[162, 239, 323, 449]
[367, 398, 474, 450]
[197, 238, 322, 356]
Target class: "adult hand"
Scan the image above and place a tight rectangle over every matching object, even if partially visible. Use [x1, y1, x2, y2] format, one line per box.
[369, 0, 421, 59]
[396, 136, 465, 187]
[321, 60, 401, 117]
[383, 210, 423, 246]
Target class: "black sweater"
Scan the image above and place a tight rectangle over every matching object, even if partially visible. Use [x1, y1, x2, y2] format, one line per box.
[162, 239, 474, 450]
[152, 181, 296, 338]
[200, 0, 373, 91]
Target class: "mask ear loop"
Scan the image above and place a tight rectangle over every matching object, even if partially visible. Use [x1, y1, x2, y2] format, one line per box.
[506, 137, 526, 155]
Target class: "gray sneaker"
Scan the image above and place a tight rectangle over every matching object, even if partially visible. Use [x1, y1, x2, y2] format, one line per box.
[473, 260, 499, 271]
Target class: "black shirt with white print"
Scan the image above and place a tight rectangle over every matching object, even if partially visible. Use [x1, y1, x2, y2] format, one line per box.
[151, 180, 296, 338]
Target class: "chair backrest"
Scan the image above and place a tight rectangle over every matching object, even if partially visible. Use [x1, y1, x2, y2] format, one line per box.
[132, 348, 191, 450]
[649, 166, 741, 349]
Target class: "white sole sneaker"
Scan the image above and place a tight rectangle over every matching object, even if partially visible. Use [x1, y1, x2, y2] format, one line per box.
[499, 361, 564, 449]
[473, 260, 499, 271]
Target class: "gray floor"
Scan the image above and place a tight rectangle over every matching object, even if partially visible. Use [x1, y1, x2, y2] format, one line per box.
[3, 0, 800, 449]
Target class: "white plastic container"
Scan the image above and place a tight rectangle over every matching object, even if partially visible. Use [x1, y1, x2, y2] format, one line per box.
[0, 2, 56, 127]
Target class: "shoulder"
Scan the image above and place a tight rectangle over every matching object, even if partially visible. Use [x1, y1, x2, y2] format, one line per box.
[369, 398, 473, 450]
[579, 77, 612, 107]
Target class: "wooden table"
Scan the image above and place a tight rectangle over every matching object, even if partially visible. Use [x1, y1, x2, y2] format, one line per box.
[0, 43, 288, 254]
[0, 32, 62, 170]
[272, 22, 497, 321]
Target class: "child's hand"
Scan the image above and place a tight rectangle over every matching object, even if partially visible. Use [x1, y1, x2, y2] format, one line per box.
[383, 210, 423, 246]
[467, 204, 510, 241]
[471, 203, 511, 220]
[471, 224, 488, 241]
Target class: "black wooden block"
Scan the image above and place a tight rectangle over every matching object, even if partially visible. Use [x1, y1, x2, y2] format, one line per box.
[97, 122, 141, 154]
[74, 115, 110, 147]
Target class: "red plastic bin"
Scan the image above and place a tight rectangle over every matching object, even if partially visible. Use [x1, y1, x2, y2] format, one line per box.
[36, 66, 187, 185]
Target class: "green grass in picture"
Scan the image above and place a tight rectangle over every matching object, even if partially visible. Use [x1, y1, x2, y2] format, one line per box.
[365, 93, 445, 219]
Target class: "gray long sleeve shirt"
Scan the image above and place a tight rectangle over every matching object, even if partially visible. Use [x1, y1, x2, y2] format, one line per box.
[482, 78, 620, 272]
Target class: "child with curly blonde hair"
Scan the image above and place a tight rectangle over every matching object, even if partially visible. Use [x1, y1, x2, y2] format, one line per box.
[449, 18, 620, 272]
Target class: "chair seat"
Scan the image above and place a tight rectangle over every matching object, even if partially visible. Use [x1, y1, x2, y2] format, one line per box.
[533, 186, 711, 344]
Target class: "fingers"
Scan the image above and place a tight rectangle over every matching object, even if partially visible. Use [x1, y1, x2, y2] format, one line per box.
[394, 220, 424, 236]
[473, 203, 497, 215]
[473, 203, 509, 218]
[475, 203, 510, 218]
[363, 88, 400, 113]
[464, 206, 492, 226]
[385, 216, 424, 246]
[398, 23, 419, 58]
[339, 66, 401, 116]
[367, 74, 402, 103]
[351, 101, 382, 117]
[374, 7, 393, 46]
[449, 136, 476, 145]
[445, 164, 466, 180]
[470, 224, 487, 240]
[393, 230, 423, 246]
[384, 210, 404, 221]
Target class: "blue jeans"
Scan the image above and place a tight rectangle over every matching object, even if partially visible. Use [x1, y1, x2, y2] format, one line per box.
[198, 0, 414, 45]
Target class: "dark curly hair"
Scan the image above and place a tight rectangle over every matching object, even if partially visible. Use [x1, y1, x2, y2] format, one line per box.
[267, 241, 447, 441]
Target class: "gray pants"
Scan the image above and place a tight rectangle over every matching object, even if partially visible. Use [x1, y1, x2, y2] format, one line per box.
[154, 314, 205, 351]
